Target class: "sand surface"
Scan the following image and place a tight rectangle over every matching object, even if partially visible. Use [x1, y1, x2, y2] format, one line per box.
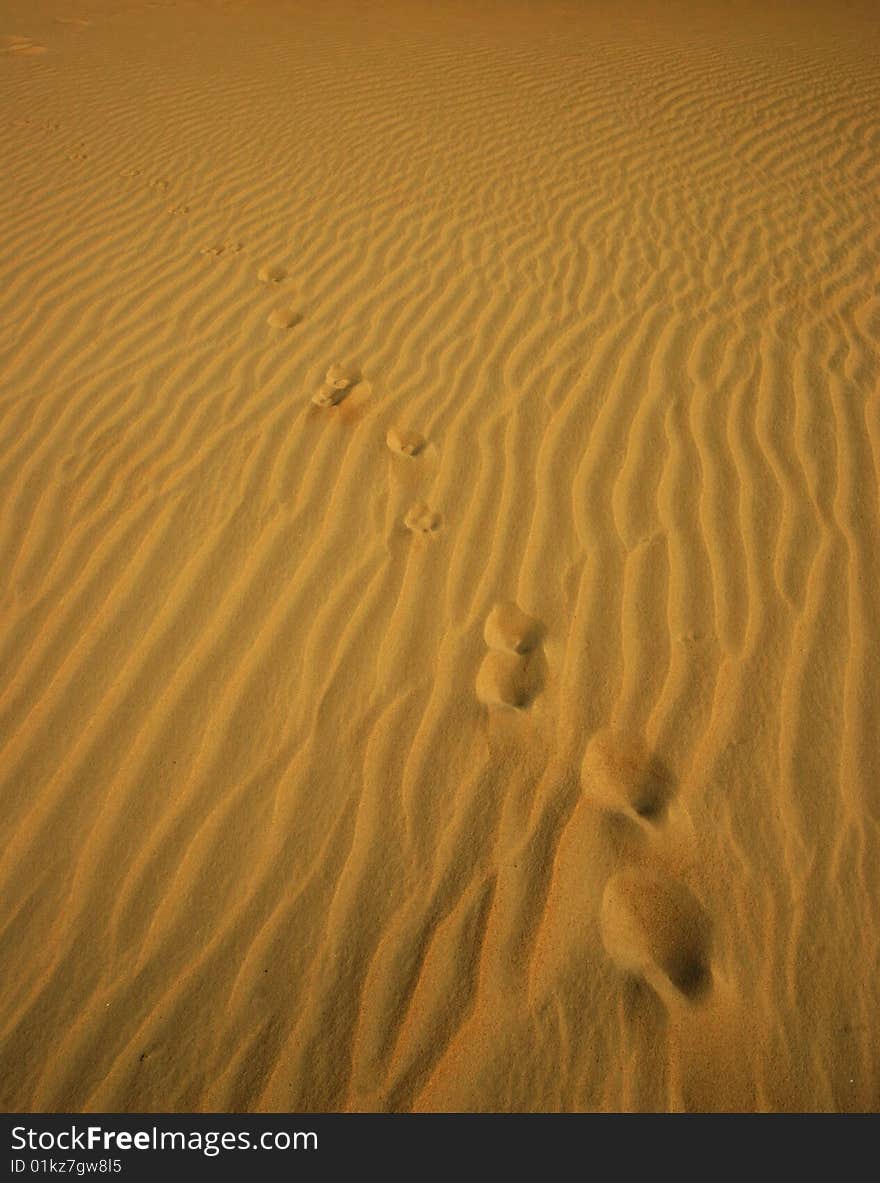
[1, 0, 879, 1112]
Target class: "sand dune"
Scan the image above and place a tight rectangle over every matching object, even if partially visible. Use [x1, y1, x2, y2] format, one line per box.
[1, 0, 879, 1112]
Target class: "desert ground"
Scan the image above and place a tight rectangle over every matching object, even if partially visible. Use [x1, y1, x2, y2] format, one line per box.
[1, 0, 878, 1112]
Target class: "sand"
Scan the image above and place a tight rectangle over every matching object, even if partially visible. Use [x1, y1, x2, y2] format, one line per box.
[1, 0, 878, 1113]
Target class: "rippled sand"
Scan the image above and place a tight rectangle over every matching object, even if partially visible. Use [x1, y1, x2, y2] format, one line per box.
[1, 0, 878, 1112]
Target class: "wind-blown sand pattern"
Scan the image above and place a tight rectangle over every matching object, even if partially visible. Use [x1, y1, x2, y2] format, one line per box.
[1, 0, 879, 1113]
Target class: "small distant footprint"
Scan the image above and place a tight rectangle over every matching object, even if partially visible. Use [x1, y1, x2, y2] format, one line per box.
[581, 728, 675, 823]
[167, 204, 190, 216]
[266, 307, 301, 330]
[119, 167, 142, 178]
[66, 149, 88, 161]
[258, 264, 286, 284]
[325, 363, 354, 391]
[199, 241, 243, 258]
[149, 178, 170, 192]
[386, 427, 426, 457]
[599, 869, 712, 1004]
[403, 502, 443, 538]
[311, 364, 368, 407]
[2, 35, 47, 55]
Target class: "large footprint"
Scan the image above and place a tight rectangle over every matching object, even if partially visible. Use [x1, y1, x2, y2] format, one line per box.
[600, 866, 755, 1109]
[599, 868, 712, 1004]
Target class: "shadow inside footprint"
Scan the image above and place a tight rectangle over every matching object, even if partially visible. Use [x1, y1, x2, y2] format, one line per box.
[267, 307, 301, 330]
[386, 427, 427, 457]
[600, 869, 712, 1003]
[403, 502, 443, 538]
[483, 601, 544, 655]
[312, 364, 365, 407]
[598, 809, 650, 860]
[475, 648, 547, 711]
[581, 728, 676, 823]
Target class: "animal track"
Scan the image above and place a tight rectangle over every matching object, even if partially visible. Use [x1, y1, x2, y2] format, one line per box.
[258, 264, 286, 284]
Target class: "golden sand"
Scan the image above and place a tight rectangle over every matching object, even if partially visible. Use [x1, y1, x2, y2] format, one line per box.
[1, 0, 878, 1112]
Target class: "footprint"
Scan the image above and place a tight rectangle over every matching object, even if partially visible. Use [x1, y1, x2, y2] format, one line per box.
[258, 264, 286, 284]
[119, 167, 142, 178]
[386, 427, 426, 457]
[403, 502, 443, 538]
[600, 869, 712, 1003]
[167, 204, 190, 216]
[581, 728, 675, 823]
[311, 365, 361, 407]
[266, 307, 301, 330]
[311, 380, 371, 409]
[66, 150, 88, 161]
[149, 178, 170, 192]
[475, 650, 542, 710]
[483, 601, 542, 655]
[312, 386, 345, 408]
[200, 240, 243, 258]
[2, 36, 48, 55]
[325, 363, 357, 390]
